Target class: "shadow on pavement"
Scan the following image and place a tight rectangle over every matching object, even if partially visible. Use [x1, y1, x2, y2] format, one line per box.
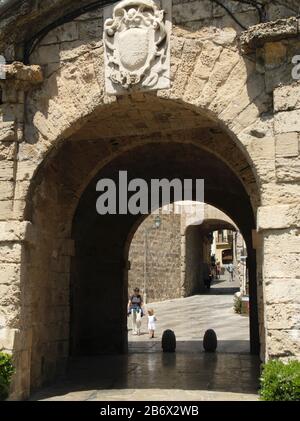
[29, 340, 260, 400]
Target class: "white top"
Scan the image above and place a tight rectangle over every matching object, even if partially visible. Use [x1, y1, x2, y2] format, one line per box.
[148, 315, 157, 330]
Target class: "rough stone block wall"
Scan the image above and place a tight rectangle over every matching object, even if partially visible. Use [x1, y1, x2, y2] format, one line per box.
[238, 18, 300, 360]
[128, 212, 182, 303]
[256, 39, 300, 360]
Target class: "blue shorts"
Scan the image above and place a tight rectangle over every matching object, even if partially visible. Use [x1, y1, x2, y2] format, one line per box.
[129, 307, 143, 316]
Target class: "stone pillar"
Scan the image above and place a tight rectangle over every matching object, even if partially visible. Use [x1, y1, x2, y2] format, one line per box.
[0, 221, 35, 399]
[263, 80, 300, 360]
[0, 62, 43, 220]
[258, 205, 300, 360]
[184, 225, 205, 295]
[236, 231, 246, 295]
[252, 230, 265, 361]
[247, 245, 260, 356]
[0, 62, 42, 399]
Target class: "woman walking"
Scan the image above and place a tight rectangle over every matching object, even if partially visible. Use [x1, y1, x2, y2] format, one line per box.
[128, 287, 144, 335]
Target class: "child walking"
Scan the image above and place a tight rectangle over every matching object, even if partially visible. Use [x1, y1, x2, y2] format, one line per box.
[147, 308, 157, 339]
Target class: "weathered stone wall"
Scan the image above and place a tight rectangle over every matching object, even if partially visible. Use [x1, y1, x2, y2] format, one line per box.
[129, 211, 182, 302]
[252, 33, 300, 361]
[0, 0, 299, 399]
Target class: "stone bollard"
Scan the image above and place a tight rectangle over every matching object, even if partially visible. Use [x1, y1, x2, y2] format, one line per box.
[162, 329, 176, 352]
[203, 329, 217, 352]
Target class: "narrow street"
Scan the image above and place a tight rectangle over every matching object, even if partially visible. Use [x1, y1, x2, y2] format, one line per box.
[129, 272, 249, 354]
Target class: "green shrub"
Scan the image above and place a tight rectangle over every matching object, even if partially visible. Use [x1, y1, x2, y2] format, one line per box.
[233, 294, 242, 314]
[0, 352, 14, 401]
[260, 359, 300, 401]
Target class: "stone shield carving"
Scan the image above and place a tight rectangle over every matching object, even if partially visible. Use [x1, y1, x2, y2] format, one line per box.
[104, 0, 171, 95]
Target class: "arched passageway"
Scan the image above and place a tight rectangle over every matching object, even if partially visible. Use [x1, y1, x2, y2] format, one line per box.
[1, 0, 300, 401]
[70, 142, 258, 355]
[126, 203, 251, 356]
[184, 214, 238, 295]
[24, 97, 261, 392]
[127, 202, 240, 302]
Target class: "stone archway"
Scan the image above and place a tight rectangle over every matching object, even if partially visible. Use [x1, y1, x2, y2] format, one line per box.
[70, 142, 259, 348]
[3, 62, 268, 400]
[20, 100, 262, 396]
[183, 209, 238, 296]
[127, 203, 241, 302]
[2, 1, 300, 401]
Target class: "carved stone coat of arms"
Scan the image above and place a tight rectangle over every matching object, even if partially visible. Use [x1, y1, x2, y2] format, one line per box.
[103, 0, 171, 95]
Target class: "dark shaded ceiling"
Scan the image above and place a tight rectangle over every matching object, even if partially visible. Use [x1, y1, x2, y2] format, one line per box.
[74, 142, 255, 250]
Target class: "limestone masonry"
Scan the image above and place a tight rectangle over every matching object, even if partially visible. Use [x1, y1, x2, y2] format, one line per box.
[0, 0, 299, 400]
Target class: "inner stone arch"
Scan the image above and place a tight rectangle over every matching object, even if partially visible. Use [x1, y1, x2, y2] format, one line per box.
[127, 201, 240, 303]
[25, 95, 260, 219]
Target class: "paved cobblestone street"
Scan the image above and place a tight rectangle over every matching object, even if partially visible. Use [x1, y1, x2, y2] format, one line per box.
[30, 275, 260, 401]
[129, 273, 249, 353]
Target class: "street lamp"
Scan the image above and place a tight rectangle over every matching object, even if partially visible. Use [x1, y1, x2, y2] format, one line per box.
[143, 215, 161, 304]
[154, 215, 161, 229]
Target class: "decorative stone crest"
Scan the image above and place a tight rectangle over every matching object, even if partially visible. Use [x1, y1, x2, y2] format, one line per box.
[103, 0, 171, 95]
